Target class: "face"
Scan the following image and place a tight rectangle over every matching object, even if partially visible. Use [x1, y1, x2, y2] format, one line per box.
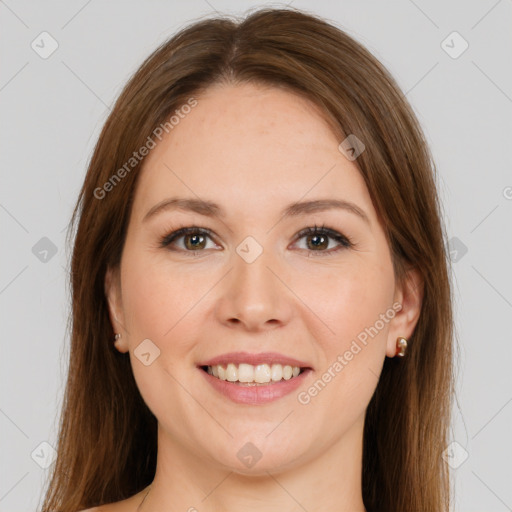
[106, 82, 422, 474]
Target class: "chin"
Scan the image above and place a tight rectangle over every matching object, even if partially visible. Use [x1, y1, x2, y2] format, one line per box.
[207, 435, 309, 476]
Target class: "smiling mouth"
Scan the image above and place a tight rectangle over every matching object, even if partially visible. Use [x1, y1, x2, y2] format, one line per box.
[199, 363, 308, 386]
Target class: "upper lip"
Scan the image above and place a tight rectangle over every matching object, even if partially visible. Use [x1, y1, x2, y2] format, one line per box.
[197, 351, 313, 369]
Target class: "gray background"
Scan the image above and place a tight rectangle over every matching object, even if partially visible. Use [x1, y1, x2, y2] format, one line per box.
[1, 1, 511, 511]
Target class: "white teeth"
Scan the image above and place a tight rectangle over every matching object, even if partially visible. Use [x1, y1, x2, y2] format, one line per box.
[238, 363, 254, 382]
[271, 364, 283, 381]
[205, 363, 303, 384]
[226, 363, 238, 382]
[255, 364, 272, 383]
[283, 365, 293, 380]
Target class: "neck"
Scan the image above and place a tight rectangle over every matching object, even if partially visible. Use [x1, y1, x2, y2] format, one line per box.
[138, 415, 367, 512]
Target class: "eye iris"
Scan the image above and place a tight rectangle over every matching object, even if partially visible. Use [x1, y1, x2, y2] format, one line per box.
[308, 233, 328, 250]
[185, 233, 206, 250]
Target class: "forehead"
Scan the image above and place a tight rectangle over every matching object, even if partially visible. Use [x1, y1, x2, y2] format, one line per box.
[132, 82, 375, 223]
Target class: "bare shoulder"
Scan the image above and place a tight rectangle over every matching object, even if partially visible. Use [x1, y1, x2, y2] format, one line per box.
[78, 505, 124, 512]
[78, 504, 127, 512]
[77, 487, 150, 512]
[77, 506, 114, 512]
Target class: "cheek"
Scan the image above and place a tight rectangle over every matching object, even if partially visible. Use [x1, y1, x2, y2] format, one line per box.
[295, 256, 394, 396]
[121, 248, 208, 341]
[295, 256, 394, 345]
[334, 267, 394, 342]
[119, 249, 207, 414]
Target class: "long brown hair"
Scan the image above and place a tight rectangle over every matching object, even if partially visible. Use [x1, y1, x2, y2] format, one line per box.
[40, 7, 455, 511]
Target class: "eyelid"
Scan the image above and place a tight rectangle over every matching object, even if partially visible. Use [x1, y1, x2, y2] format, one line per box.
[289, 225, 354, 257]
[293, 224, 353, 247]
[159, 226, 217, 249]
[158, 223, 354, 255]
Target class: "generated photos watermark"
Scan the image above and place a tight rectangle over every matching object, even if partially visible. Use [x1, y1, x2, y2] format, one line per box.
[297, 301, 402, 405]
[94, 97, 198, 200]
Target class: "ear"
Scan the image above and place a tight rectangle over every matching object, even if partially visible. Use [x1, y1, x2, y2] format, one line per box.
[386, 267, 424, 358]
[105, 266, 129, 353]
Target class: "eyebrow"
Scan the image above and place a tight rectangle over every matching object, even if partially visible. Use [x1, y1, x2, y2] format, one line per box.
[143, 197, 370, 224]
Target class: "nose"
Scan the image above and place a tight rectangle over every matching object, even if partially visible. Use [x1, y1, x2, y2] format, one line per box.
[214, 246, 294, 333]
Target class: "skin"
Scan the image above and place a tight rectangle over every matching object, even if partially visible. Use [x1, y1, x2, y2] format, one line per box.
[102, 82, 423, 512]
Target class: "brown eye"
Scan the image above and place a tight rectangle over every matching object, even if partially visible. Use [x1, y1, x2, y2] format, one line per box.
[160, 227, 216, 252]
[305, 232, 329, 250]
[183, 232, 207, 250]
[159, 224, 353, 257]
[294, 225, 353, 256]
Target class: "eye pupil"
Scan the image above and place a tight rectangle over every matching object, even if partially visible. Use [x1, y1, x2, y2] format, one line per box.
[161, 225, 350, 257]
[185, 233, 206, 250]
[308, 234, 328, 250]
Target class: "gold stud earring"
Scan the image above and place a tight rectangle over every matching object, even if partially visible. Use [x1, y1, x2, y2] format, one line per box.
[395, 336, 408, 357]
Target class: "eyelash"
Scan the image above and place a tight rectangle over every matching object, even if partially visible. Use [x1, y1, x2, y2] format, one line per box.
[158, 223, 354, 257]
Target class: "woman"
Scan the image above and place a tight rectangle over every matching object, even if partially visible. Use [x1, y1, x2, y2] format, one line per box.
[41, 6, 455, 512]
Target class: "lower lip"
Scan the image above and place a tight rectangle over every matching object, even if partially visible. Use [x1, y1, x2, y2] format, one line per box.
[198, 367, 312, 405]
